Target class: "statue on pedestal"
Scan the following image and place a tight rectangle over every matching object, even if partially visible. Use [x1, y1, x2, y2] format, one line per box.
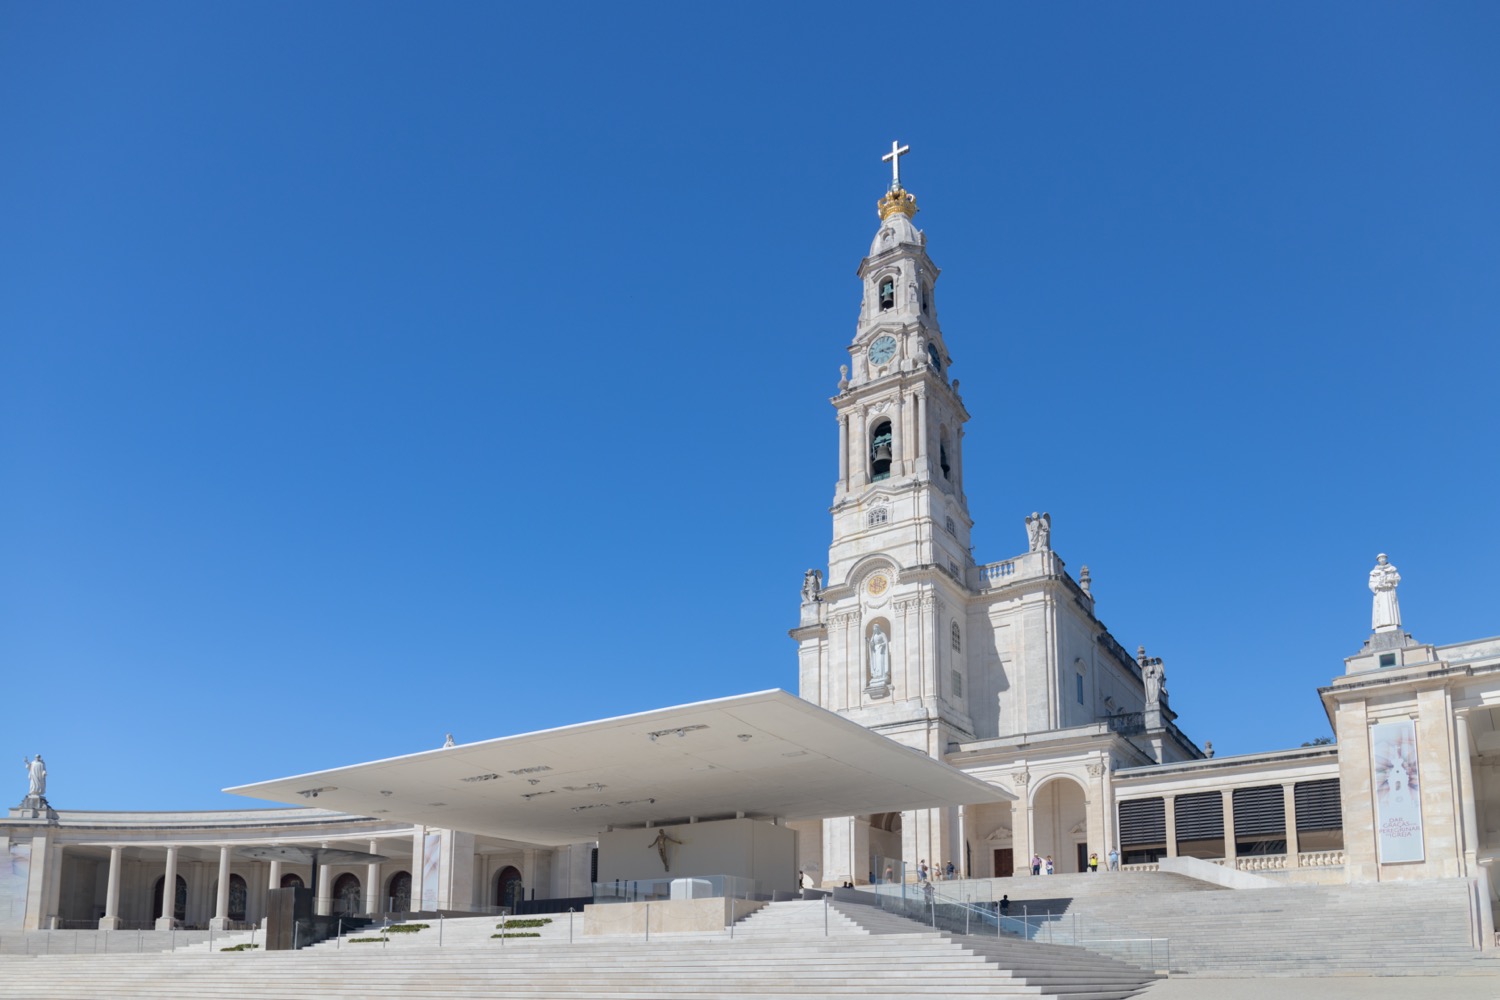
[801, 568, 823, 603]
[1025, 512, 1051, 552]
[1369, 553, 1402, 632]
[868, 624, 891, 688]
[22, 755, 46, 802]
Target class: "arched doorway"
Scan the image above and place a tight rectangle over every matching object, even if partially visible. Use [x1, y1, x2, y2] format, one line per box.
[386, 871, 411, 912]
[868, 812, 903, 882]
[228, 874, 248, 921]
[152, 875, 187, 923]
[1031, 776, 1089, 873]
[496, 866, 523, 911]
[280, 873, 305, 890]
[332, 873, 361, 915]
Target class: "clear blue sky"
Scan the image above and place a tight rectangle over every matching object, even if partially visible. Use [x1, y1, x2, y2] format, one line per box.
[3, 3, 1496, 811]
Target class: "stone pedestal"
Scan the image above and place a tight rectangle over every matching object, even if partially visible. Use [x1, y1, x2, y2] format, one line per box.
[12, 796, 56, 822]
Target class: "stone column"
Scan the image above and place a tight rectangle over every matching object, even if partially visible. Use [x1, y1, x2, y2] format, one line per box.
[1222, 790, 1237, 866]
[851, 410, 868, 488]
[915, 393, 927, 464]
[268, 859, 282, 891]
[317, 864, 332, 916]
[1086, 760, 1109, 863]
[366, 840, 382, 917]
[1011, 772, 1032, 874]
[1163, 795, 1178, 858]
[210, 847, 231, 929]
[99, 847, 123, 930]
[1283, 784, 1301, 868]
[837, 415, 849, 488]
[1456, 711, 1481, 872]
[155, 847, 178, 930]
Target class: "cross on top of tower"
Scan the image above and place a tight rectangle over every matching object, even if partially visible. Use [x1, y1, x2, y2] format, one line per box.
[882, 140, 911, 189]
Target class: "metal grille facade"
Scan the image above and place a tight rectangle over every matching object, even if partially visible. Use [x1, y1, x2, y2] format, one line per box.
[1118, 797, 1165, 846]
[1173, 791, 1224, 840]
[1232, 785, 1286, 836]
[1295, 778, 1343, 832]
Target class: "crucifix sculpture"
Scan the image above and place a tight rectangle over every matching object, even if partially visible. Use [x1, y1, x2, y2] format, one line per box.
[882, 140, 911, 188]
[647, 828, 683, 872]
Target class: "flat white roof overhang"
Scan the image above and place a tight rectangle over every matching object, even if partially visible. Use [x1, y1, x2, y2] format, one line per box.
[225, 690, 1011, 846]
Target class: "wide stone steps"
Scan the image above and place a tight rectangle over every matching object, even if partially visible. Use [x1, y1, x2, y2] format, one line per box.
[0, 907, 1157, 1000]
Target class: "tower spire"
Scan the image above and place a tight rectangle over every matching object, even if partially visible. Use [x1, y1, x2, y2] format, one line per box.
[877, 139, 918, 220]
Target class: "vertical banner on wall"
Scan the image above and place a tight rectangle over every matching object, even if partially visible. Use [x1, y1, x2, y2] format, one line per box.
[1372, 719, 1424, 863]
[0, 841, 31, 930]
[421, 832, 442, 910]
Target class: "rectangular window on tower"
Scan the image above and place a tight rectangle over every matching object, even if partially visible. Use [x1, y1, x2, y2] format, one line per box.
[951, 669, 963, 698]
[1076, 673, 1085, 705]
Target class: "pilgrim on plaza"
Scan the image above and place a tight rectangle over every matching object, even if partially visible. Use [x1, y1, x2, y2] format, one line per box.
[4, 144, 1498, 941]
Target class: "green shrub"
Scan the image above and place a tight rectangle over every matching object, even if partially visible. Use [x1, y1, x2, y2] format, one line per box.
[385, 923, 429, 933]
[348, 937, 386, 943]
[220, 943, 260, 952]
[491, 931, 541, 938]
[494, 918, 552, 929]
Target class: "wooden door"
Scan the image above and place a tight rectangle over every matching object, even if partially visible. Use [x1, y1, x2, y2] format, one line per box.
[992, 848, 1014, 878]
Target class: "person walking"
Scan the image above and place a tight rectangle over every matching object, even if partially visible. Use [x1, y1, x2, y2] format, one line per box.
[1044, 856, 1054, 875]
[999, 894, 1010, 920]
[1030, 854, 1042, 876]
[944, 860, 955, 880]
[1088, 852, 1099, 873]
[918, 860, 929, 882]
[1108, 847, 1120, 871]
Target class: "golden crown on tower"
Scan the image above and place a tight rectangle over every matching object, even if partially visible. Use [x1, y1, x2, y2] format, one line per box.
[877, 185, 919, 220]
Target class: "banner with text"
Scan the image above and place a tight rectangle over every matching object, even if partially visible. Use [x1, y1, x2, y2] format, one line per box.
[1372, 719, 1424, 863]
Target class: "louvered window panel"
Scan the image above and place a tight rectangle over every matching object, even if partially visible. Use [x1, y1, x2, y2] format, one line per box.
[1295, 779, 1343, 832]
[1118, 797, 1165, 846]
[1173, 792, 1224, 840]
[1232, 785, 1286, 836]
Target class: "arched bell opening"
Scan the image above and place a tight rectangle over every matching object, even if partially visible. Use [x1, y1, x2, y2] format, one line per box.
[870, 419, 893, 482]
[938, 426, 952, 481]
[879, 275, 896, 311]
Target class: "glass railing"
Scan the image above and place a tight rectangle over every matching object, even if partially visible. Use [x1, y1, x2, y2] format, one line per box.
[591, 874, 757, 904]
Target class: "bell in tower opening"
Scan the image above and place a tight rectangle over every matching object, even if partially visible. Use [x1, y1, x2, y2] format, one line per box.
[870, 420, 893, 481]
[879, 277, 895, 311]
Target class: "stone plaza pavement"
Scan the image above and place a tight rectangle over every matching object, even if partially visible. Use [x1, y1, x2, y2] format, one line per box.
[1142, 975, 1500, 999]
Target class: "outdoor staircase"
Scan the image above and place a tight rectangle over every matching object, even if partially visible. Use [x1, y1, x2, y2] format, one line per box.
[949, 870, 1500, 977]
[0, 901, 1157, 999]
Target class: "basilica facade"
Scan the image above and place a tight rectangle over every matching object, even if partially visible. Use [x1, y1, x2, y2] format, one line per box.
[4, 152, 1498, 941]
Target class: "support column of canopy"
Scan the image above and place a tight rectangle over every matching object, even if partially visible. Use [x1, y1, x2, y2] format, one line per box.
[98, 847, 123, 930]
[155, 847, 178, 930]
[366, 841, 381, 917]
[210, 846, 231, 929]
[316, 863, 332, 916]
[1010, 772, 1031, 875]
[1457, 711, 1481, 872]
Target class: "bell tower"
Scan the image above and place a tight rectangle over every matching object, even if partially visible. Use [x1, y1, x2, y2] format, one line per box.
[794, 143, 976, 737]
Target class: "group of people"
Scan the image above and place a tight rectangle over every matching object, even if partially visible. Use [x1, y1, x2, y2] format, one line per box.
[1029, 848, 1121, 874]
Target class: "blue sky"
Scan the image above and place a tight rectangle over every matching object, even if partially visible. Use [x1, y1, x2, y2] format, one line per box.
[2, 3, 1496, 811]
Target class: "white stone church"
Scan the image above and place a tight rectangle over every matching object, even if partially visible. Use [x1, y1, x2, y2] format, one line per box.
[5, 149, 1498, 947]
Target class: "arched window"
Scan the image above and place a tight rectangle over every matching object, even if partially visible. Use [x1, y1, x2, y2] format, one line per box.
[333, 873, 361, 916]
[945, 516, 956, 535]
[869, 419, 893, 482]
[879, 276, 895, 311]
[938, 429, 951, 481]
[228, 874, 248, 922]
[951, 621, 961, 652]
[866, 506, 889, 527]
[496, 866, 524, 911]
[927, 342, 941, 372]
[386, 871, 412, 912]
[280, 873, 304, 890]
[920, 283, 929, 314]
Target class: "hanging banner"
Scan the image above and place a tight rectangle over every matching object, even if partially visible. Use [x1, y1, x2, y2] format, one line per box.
[421, 831, 442, 910]
[1371, 719, 1424, 863]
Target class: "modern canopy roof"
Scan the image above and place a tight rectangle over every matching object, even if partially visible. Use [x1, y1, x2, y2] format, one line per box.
[225, 690, 1010, 846]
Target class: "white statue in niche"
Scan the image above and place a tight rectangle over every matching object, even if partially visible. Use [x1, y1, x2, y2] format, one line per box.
[1025, 512, 1051, 552]
[868, 624, 891, 687]
[1369, 553, 1402, 632]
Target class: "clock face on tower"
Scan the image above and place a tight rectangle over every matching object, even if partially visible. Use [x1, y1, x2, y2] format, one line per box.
[868, 336, 897, 367]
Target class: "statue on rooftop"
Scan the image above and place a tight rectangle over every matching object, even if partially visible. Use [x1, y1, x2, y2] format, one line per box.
[23, 755, 46, 799]
[1025, 512, 1051, 552]
[1369, 553, 1402, 632]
